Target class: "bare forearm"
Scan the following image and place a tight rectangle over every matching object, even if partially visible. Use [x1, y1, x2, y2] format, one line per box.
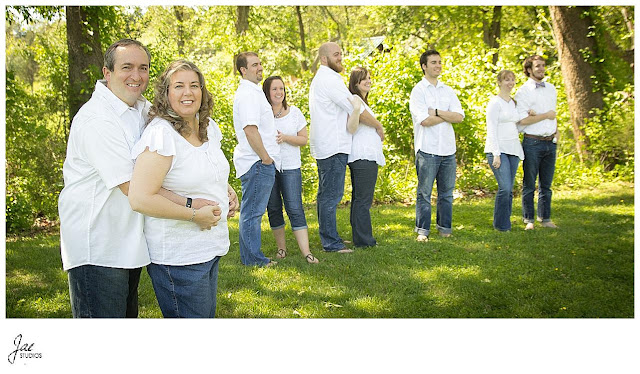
[359, 110, 383, 131]
[283, 134, 307, 146]
[420, 116, 444, 127]
[244, 126, 272, 162]
[130, 192, 194, 221]
[437, 110, 463, 124]
[518, 114, 547, 126]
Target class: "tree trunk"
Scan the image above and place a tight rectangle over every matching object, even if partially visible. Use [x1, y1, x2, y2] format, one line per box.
[174, 6, 185, 56]
[483, 6, 502, 66]
[549, 5, 603, 162]
[295, 6, 308, 71]
[66, 6, 103, 126]
[236, 6, 250, 36]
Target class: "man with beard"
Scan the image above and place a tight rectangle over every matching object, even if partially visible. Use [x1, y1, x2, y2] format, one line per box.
[514, 55, 559, 230]
[309, 42, 384, 253]
[233, 51, 281, 266]
[409, 49, 465, 242]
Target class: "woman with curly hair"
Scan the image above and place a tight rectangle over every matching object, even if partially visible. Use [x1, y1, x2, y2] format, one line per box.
[128, 60, 238, 318]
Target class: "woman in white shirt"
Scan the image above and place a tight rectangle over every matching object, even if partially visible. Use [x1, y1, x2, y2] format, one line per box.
[346, 67, 385, 247]
[262, 76, 319, 264]
[484, 70, 525, 231]
[129, 60, 238, 317]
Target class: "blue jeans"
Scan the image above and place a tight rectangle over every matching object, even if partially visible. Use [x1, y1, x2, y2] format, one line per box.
[67, 265, 142, 318]
[147, 257, 220, 318]
[521, 137, 557, 223]
[487, 153, 520, 231]
[415, 151, 456, 236]
[349, 159, 378, 247]
[239, 161, 276, 266]
[316, 153, 348, 251]
[267, 168, 308, 231]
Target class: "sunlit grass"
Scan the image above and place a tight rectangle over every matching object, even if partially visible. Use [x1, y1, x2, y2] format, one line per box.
[5, 182, 634, 318]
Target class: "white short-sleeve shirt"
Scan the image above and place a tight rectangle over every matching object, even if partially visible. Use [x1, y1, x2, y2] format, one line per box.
[131, 118, 230, 266]
[484, 96, 524, 160]
[309, 65, 359, 160]
[232, 79, 280, 178]
[409, 77, 465, 156]
[274, 105, 307, 170]
[514, 78, 558, 136]
[59, 80, 151, 271]
[348, 97, 385, 166]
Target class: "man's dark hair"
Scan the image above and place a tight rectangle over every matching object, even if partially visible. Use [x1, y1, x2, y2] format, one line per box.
[236, 52, 259, 76]
[103, 39, 151, 71]
[419, 50, 440, 75]
[523, 55, 545, 77]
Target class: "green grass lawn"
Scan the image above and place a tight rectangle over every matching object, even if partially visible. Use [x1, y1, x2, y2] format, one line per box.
[5, 182, 634, 318]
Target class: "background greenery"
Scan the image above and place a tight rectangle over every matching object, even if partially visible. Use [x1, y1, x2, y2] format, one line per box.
[4, 5, 634, 233]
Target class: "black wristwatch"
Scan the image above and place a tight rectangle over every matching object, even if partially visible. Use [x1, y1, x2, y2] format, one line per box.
[435, 109, 439, 117]
[186, 197, 193, 208]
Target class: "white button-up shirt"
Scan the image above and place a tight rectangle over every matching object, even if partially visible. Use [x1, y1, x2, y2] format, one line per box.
[514, 78, 557, 136]
[484, 96, 525, 159]
[232, 79, 280, 178]
[409, 77, 465, 156]
[131, 118, 230, 266]
[309, 65, 357, 160]
[59, 80, 151, 271]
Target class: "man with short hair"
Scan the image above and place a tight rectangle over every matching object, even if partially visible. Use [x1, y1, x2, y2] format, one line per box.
[233, 51, 281, 266]
[409, 49, 465, 242]
[309, 42, 384, 253]
[514, 55, 559, 230]
[59, 39, 153, 318]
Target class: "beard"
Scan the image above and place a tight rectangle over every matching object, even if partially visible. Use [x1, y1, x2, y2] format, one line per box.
[327, 59, 343, 73]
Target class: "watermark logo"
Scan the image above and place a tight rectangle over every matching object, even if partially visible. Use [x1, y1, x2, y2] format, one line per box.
[7, 334, 43, 364]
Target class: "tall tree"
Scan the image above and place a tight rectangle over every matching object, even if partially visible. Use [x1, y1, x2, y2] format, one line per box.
[66, 6, 104, 125]
[483, 6, 502, 66]
[296, 6, 308, 71]
[549, 6, 604, 161]
[236, 6, 250, 36]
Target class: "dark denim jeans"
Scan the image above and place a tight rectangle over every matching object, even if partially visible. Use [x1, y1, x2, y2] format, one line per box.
[267, 168, 308, 231]
[146, 257, 220, 318]
[521, 137, 557, 223]
[316, 153, 348, 251]
[487, 153, 520, 231]
[67, 265, 142, 318]
[239, 161, 276, 266]
[348, 159, 378, 247]
[414, 151, 456, 236]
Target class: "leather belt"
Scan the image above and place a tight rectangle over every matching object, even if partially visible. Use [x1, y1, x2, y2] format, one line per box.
[524, 133, 554, 141]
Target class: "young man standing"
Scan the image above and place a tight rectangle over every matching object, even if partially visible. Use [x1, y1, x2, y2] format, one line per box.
[233, 52, 281, 266]
[514, 55, 559, 230]
[309, 42, 384, 253]
[409, 50, 465, 242]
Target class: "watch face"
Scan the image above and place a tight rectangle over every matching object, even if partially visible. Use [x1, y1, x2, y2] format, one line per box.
[186, 198, 192, 208]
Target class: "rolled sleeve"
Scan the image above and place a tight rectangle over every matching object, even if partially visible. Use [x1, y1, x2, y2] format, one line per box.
[448, 90, 465, 118]
[81, 117, 135, 190]
[514, 89, 531, 121]
[409, 87, 430, 126]
[236, 94, 261, 128]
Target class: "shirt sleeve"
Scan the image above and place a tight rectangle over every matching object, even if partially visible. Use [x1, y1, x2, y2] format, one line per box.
[80, 116, 136, 190]
[325, 77, 355, 113]
[514, 86, 531, 121]
[235, 92, 261, 128]
[409, 86, 430, 127]
[447, 89, 465, 118]
[131, 122, 178, 174]
[294, 107, 307, 132]
[485, 99, 501, 156]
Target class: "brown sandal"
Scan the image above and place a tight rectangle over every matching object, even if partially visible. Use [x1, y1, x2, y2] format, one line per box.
[305, 253, 319, 264]
[276, 248, 286, 259]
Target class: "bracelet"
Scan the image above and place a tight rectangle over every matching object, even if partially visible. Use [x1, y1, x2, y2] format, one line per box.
[435, 109, 439, 117]
[188, 207, 196, 222]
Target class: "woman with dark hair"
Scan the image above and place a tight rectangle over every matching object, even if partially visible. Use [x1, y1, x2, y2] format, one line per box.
[128, 60, 238, 317]
[262, 76, 318, 264]
[484, 69, 524, 231]
[346, 67, 385, 247]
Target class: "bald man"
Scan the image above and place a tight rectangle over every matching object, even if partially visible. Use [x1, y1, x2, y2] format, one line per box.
[309, 42, 384, 253]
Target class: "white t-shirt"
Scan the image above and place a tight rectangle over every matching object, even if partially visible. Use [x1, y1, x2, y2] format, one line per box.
[348, 97, 385, 166]
[232, 79, 280, 178]
[274, 105, 307, 170]
[309, 65, 360, 160]
[484, 96, 525, 160]
[59, 80, 151, 271]
[131, 118, 230, 266]
[514, 78, 558, 136]
[409, 77, 465, 156]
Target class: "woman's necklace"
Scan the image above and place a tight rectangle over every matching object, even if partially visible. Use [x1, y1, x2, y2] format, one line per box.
[274, 107, 284, 118]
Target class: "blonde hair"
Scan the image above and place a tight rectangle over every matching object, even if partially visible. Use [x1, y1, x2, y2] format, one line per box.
[148, 60, 213, 142]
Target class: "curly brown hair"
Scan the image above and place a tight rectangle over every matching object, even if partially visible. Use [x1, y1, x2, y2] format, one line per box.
[148, 60, 213, 142]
